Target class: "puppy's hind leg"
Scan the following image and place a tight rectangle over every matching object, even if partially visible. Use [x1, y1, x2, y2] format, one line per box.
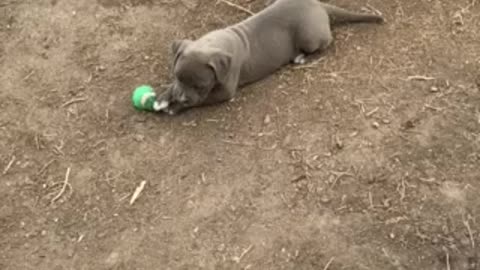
[293, 54, 306, 65]
[296, 9, 333, 56]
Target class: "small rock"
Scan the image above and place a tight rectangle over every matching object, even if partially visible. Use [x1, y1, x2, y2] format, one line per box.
[335, 135, 343, 149]
[383, 199, 391, 208]
[264, 114, 271, 124]
[105, 251, 120, 267]
[372, 121, 380, 129]
[403, 120, 416, 129]
[282, 134, 292, 147]
[430, 86, 439, 92]
[320, 196, 331, 204]
[68, 247, 75, 257]
[182, 120, 197, 127]
[134, 134, 144, 142]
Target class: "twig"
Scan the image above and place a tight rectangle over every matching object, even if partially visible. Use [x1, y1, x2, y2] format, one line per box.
[61, 97, 88, 108]
[419, 177, 439, 185]
[221, 139, 255, 147]
[118, 193, 130, 202]
[85, 73, 93, 84]
[23, 70, 35, 81]
[330, 171, 354, 188]
[119, 54, 133, 63]
[3, 155, 15, 175]
[368, 191, 374, 209]
[382, 248, 404, 269]
[365, 3, 383, 16]
[77, 234, 85, 242]
[259, 141, 278, 151]
[365, 107, 379, 117]
[205, 118, 220, 123]
[52, 140, 65, 156]
[130, 180, 147, 205]
[35, 134, 41, 150]
[280, 193, 291, 209]
[218, 0, 254, 16]
[463, 218, 475, 248]
[323, 257, 335, 270]
[406, 75, 436, 81]
[397, 177, 406, 202]
[51, 167, 71, 203]
[424, 104, 443, 111]
[37, 159, 56, 176]
[292, 58, 326, 70]
[232, 244, 254, 263]
[291, 174, 307, 183]
[445, 249, 451, 270]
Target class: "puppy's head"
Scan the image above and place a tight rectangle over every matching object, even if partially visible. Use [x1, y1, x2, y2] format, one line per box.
[169, 39, 232, 107]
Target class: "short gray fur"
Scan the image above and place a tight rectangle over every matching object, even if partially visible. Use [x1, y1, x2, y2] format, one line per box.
[157, 0, 384, 114]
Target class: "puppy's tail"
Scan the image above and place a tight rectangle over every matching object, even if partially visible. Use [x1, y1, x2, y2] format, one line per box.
[321, 3, 384, 25]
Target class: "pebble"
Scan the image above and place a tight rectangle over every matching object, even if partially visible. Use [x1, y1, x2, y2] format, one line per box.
[264, 114, 271, 124]
[134, 134, 144, 142]
[320, 196, 331, 204]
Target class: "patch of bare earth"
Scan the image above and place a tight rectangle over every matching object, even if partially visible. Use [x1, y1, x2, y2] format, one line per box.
[1, 0, 479, 269]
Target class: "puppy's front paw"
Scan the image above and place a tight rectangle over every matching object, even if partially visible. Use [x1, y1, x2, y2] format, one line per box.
[153, 100, 169, 112]
[165, 102, 186, 115]
[154, 86, 175, 113]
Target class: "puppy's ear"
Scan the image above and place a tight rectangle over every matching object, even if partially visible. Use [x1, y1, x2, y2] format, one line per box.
[208, 51, 232, 84]
[171, 39, 192, 65]
[171, 39, 191, 56]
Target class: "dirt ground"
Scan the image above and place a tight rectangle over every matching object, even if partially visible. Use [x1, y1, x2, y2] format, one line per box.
[1, 0, 480, 269]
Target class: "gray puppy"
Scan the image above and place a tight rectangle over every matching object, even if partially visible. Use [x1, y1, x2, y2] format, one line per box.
[156, 0, 384, 114]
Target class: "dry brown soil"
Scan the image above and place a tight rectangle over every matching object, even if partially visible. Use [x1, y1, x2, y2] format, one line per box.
[1, 0, 480, 269]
